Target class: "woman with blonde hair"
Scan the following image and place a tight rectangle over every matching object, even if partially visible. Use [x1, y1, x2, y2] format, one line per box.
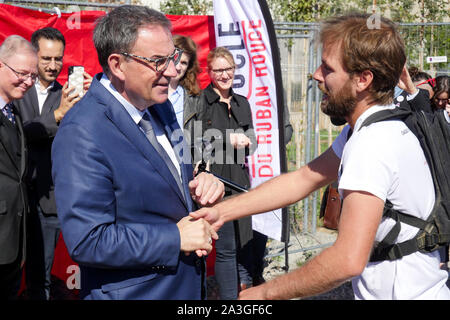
[196, 46, 257, 299]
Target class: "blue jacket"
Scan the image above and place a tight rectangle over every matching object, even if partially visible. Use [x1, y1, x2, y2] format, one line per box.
[51, 74, 203, 300]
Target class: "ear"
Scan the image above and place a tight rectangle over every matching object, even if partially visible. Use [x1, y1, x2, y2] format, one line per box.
[108, 53, 126, 82]
[355, 70, 373, 93]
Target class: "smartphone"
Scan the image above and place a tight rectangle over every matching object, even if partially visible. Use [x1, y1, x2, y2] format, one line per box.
[68, 66, 85, 97]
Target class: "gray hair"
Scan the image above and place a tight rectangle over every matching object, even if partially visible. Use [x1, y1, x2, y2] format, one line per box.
[93, 5, 172, 75]
[0, 35, 36, 61]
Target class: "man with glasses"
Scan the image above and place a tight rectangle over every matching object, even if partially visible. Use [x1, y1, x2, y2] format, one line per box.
[51, 5, 224, 300]
[0, 35, 37, 299]
[13, 27, 92, 300]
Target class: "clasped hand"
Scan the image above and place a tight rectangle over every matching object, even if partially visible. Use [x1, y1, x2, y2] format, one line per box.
[177, 171, 224, 257]
[177, 216, 218, 258]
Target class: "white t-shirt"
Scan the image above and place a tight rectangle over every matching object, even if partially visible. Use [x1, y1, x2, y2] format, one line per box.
[332, 105, 450, 300]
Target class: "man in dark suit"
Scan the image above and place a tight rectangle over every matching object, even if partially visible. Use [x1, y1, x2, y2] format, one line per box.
[51, 5, 224, 300]
[13, 28, 91, 300]
[0, 35, 38, 299]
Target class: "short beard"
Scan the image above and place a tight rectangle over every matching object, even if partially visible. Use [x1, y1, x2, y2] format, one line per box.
[319, 79, 357, 119]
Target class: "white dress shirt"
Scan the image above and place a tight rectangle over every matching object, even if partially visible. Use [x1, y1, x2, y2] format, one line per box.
[35, 80, 55, 114]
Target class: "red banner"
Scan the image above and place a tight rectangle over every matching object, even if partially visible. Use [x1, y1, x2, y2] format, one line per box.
[0, 4, 215, 88]
[0, 4, 217, 295]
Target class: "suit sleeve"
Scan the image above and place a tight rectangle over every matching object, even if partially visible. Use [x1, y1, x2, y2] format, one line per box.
[51, 122, 181, 269]
[408, 89, 432, 113]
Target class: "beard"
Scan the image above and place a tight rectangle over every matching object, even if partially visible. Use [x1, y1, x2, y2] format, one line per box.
[319, 79, 357, 119]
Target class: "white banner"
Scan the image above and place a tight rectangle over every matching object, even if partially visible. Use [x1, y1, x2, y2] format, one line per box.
[213, 0, 283, 240]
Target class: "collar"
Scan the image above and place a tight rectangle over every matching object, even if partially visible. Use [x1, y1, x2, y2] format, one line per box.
[0, 96, 6, 109]
[173, 84, 184, 96]
[444, 110, 450, 123]
[353, 103, 396, 132]
[35, 80, 55, 94]
[204, 83, 235, 105]
[99, 73, 145, 125]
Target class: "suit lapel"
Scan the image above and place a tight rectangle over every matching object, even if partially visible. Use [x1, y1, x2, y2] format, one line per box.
[23, 84, 40, 116]
[41, 82, 62, 115]
[13, 109, 27, 179]
[94, 79, 187, 208]
[0, 113, 20, 173]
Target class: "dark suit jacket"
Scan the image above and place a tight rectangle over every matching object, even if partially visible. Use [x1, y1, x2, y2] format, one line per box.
[51, 74, 203, 300]
[13, 82, 62, 215]
[0, 104, 28, 265]
[395, 88, 432, 113]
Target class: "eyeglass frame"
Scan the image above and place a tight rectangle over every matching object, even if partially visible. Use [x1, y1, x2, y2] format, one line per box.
[435, 98, 449, 104]
[210, 66, 235, 76]
[1, 60, 38, 82]
[120, 48, 183, 73]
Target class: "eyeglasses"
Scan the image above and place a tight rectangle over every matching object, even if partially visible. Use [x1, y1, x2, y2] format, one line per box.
[435, 98, 449, 104]
[121, 48, 183, 73]
[211, 67, 235, 76]
[416, 78, 436, 88]
[1, 60, 38, 82]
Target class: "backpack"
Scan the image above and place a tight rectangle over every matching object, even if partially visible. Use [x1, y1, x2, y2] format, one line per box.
[360, 106, 450, 262]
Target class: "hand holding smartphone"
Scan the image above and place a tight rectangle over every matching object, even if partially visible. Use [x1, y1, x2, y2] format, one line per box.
[68, 66, 85, 97]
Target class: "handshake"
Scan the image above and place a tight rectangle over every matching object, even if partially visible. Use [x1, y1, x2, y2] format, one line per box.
[176, 171, 225, 257]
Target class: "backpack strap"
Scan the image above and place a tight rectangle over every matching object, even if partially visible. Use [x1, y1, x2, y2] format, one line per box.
[360, 107, 412, 130]
[369, 201, 433, 262]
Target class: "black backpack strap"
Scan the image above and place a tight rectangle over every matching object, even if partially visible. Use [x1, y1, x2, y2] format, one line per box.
[360, 107, 412, 130]
[369, 201, 432, 262]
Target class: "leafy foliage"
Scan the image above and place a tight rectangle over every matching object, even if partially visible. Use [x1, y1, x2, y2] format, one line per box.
[159, 0, 212, 15]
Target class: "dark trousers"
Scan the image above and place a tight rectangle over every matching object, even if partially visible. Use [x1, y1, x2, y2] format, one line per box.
[214, 221, 253, 299]
[215, 221, 238, 300]
[251, 230, 268, 280]
[0, 254, 22, 300]
[26, 204, 60, 300]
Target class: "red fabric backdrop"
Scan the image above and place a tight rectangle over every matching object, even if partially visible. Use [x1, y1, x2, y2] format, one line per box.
[0, 4, 217, 294]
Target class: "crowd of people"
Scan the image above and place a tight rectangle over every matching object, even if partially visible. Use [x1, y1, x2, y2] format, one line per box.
[0, 4, 448, 301]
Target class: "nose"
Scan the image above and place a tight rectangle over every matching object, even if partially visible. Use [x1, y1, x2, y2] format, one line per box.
[313, 65, 323, 82]
[164, 59, 178, 78]
[24, 76, 34, 87]
[48, 59, 57, 70]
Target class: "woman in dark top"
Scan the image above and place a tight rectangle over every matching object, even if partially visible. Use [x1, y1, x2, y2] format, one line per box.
[196, 47, 257, 299]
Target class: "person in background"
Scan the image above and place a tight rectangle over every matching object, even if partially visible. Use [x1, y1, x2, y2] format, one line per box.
[168, 34, 202, 158]
[196, 46, 257, 299]
[0, 35, 37, 299]
[432, 75, 449, 112]
[408, 66, 435, 99]
[395, 65, 432, 113]
[432, 75, 450, 267]
[13, 27, 92, 300]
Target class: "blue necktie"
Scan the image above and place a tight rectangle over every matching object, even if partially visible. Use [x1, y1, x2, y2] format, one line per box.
[140, 110, 192, 209]
[2, 103, 16, 125]
[148, 108, 193, 211]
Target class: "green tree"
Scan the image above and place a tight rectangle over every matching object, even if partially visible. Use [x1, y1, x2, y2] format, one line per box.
[159, 0, 212, 15]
